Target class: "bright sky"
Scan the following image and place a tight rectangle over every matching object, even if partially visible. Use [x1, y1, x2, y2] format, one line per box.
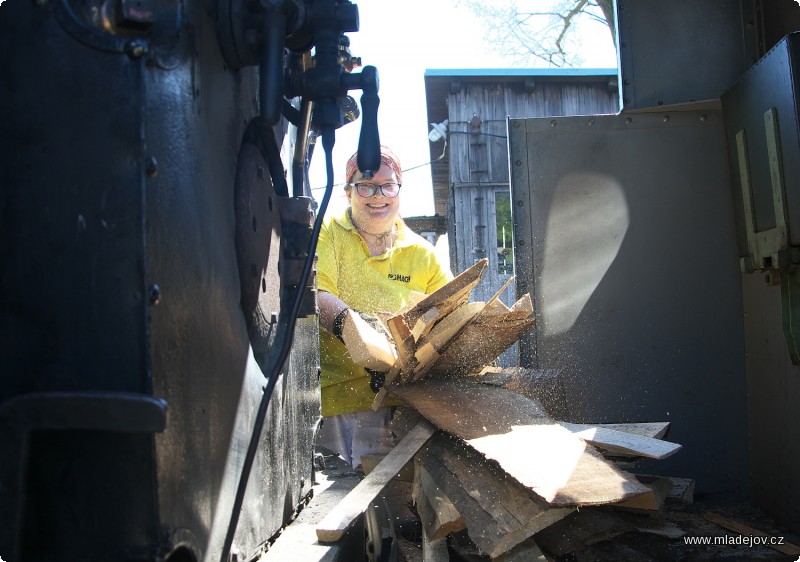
[307, 0, 618, 217]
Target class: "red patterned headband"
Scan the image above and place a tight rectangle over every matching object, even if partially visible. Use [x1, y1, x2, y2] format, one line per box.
[345, 146, 403, 185]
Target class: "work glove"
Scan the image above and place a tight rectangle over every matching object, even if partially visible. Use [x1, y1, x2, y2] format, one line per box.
[355, 310, 391, 340]
[331, 308, 391, 343]
[366, 368, 386, 393]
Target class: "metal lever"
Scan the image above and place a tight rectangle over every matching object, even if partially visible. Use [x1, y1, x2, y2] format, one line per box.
[356, 65, 381, 178]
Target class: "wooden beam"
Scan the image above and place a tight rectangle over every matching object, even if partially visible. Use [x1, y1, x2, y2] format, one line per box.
[417, 432, 573, 558]
[390, 379, 652, 507]
[316, 419, 436, 543]
[413, 463, 466, 541]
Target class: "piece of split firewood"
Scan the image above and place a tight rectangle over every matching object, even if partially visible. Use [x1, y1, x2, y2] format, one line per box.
[341, 309, 397, 371]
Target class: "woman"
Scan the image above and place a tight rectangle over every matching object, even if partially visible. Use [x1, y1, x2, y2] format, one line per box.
[315, 145, 452, 468]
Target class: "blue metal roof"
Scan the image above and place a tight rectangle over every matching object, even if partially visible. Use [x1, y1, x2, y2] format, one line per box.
[424, 68, 617, 78]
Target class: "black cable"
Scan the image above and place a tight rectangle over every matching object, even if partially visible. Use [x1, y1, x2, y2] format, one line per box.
[220, 126, 336, 562]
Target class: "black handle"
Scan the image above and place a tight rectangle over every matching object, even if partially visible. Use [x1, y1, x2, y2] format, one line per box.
[357, 65, 381, 178]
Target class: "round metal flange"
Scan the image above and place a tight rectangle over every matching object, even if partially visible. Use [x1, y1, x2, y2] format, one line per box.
[234, 139, 283, 355]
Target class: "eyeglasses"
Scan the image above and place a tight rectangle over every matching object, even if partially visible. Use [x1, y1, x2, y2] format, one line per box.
[350, 182, 402, 198]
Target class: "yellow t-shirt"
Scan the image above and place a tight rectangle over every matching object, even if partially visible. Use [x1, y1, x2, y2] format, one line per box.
[316, 209, 453, 416]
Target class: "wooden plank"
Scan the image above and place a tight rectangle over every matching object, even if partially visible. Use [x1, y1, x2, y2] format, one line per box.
[411, 345, 442, 382]
[417, 301, 484, 351]
[261, 459, 362, 561]
[410, 277, 515, 381]
[558, 423, 682, 460]
[390, 379, 651, 507]
[430, 318, 535, 377]
[401, 258, 487, 328]
[360, 453, 414, 482]
[418, 432, 573, 558]
[410, 306, 440, 342]
[588, 422, 670, 440]
[593, 422, 670, 440]
[414, 463, 466, 541]
[316, 420, 436, 543]
[341, 309, 397, 370]
[702, 511, 800, 556]
[613, 475, 672, 511]
[533, 508, 632, 556]
[386, 314, 416, 378]
[421, 520, 449, 562]
[473, 367, 567, 420]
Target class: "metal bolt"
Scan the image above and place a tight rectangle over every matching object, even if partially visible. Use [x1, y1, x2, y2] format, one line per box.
[516, 200, 524, 207]
[549, 120, 557, 127]
[625, 117, 633, 124]
[145, 156, 158, 178]
[148, 284, 161, 305]
[588, 118, 595, 126]
[699, 114, 707, 122]
[126, 39, 148, 59]
[662, 115, 670, 123]
[515, 160, 522, 166]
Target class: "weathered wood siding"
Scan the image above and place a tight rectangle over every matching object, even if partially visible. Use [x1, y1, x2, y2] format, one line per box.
[447, 78, 619, 366]
[447, 81, 619, 185]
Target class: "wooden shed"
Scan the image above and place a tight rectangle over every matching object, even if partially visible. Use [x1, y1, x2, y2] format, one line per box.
[423, 69, 619, 364]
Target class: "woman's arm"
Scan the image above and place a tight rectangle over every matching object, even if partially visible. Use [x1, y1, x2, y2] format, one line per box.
[318, 290, 350, 334]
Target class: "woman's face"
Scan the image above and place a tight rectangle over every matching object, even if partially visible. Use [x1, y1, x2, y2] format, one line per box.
[347, 163, 401, 233]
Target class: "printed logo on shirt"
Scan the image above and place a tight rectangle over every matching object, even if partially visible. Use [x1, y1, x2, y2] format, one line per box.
[388, 273, 411, 283]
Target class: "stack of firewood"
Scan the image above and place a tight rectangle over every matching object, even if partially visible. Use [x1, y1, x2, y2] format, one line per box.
[318, 258, 686, 560]
[338, 258, 535, 410]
